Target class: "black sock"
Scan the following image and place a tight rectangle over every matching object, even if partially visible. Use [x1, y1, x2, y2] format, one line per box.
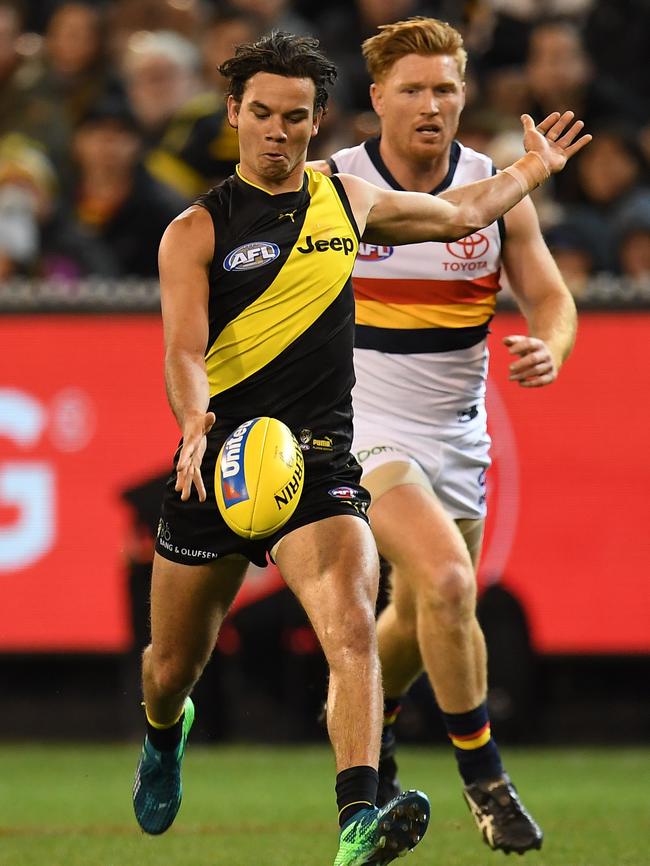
[381, 696, 402, 755]
[336, 766, 379, 827]
[146, 713, 184, 752]
[442, 702, 503, 785]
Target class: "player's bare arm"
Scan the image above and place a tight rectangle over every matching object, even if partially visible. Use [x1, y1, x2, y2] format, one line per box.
[159, 206, 216, 501]
[500, 196, 577, 388]
[338, 111, 591, 244]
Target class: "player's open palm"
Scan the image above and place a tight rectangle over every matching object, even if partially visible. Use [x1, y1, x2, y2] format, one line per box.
[175, 411, 216, 502]
[522, 111, 592, 174]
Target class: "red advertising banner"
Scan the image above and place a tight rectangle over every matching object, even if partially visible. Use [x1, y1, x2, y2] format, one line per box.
[0, 316, 176, 651]
[482, 312, 650, 653]
[0, 313, 648, 653]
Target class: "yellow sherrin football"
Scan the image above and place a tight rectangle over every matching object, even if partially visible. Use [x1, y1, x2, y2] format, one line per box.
[215, 417, 304, 540]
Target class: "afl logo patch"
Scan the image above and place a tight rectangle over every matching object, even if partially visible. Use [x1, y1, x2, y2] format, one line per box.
[357, 242, 393, 261]
[223, 241, 280, 272]
[328, 486, 358, 499]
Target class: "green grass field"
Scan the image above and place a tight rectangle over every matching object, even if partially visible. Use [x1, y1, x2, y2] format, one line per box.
[0, 744, 647, 866]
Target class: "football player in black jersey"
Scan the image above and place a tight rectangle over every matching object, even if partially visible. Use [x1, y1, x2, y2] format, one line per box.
[132, 30, 590, 866]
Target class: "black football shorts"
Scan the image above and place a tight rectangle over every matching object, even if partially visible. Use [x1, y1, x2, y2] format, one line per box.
[154, 427, 371, 568]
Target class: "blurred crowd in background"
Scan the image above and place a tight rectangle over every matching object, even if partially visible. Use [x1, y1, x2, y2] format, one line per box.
[1, 0, 649, 295]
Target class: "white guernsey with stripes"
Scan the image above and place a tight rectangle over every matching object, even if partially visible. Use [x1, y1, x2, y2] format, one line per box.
[330, 139, 504, 518]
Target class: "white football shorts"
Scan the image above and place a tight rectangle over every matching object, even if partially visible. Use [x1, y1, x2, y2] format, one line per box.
[352, 407, 491, 520]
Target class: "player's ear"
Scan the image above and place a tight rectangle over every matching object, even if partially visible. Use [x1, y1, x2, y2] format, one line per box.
[311, 107, 323, 137]
[370, 82, 384, 117]
[226, 95, 240, 129]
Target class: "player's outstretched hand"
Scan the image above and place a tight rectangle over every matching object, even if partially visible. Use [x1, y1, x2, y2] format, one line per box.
[503, 335, 558, 388]
[175, 411, 216, 502]
[522, 111, 592, 175]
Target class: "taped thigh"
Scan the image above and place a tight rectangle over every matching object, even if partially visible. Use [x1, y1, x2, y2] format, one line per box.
[455, 517, 485, 569]
[364, 458, 434, 506]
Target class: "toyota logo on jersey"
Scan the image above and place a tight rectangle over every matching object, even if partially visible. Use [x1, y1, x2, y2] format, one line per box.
[446, 233, 490, 259]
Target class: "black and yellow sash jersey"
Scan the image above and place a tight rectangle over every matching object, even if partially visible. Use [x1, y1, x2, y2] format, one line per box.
[195, 165, 360, 468]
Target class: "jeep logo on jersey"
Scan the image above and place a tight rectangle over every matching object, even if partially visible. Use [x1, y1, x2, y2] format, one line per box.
[223, 241, 280, 271]
[297, 235, 355, 255]
[357, 243, 394, 261]
[446, 233, 489, 259]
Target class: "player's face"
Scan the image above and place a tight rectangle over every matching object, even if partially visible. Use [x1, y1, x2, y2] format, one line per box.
[228, 72, 321, 187]
[371, 53, 465, 164]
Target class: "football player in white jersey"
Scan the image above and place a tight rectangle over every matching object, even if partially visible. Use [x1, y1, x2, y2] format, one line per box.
[312, 17, 578, 855]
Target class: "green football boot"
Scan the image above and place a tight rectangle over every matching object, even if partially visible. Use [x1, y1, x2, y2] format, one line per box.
[334, 789, 430, 866]
[132, 696, 195, 835]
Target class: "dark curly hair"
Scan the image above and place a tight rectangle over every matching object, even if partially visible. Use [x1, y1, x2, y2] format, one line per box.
[218, 31, 337, 114]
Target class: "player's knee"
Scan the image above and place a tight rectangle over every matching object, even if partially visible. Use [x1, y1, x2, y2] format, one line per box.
[150, 653, 204, 697]
[418, 560, 476, 621]
[326, 602, 377, 666]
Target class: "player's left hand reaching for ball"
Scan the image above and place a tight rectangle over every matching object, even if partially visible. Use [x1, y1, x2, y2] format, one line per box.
[522, 110, 592, 174]
[503, 335, 558, 388]
[175, 411, 216, 501]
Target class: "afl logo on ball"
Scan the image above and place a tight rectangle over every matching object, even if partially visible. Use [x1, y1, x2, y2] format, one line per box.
[357, 242, 393, 261]
[445, 233, 489, 259]
[223, 241, 280, 271]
